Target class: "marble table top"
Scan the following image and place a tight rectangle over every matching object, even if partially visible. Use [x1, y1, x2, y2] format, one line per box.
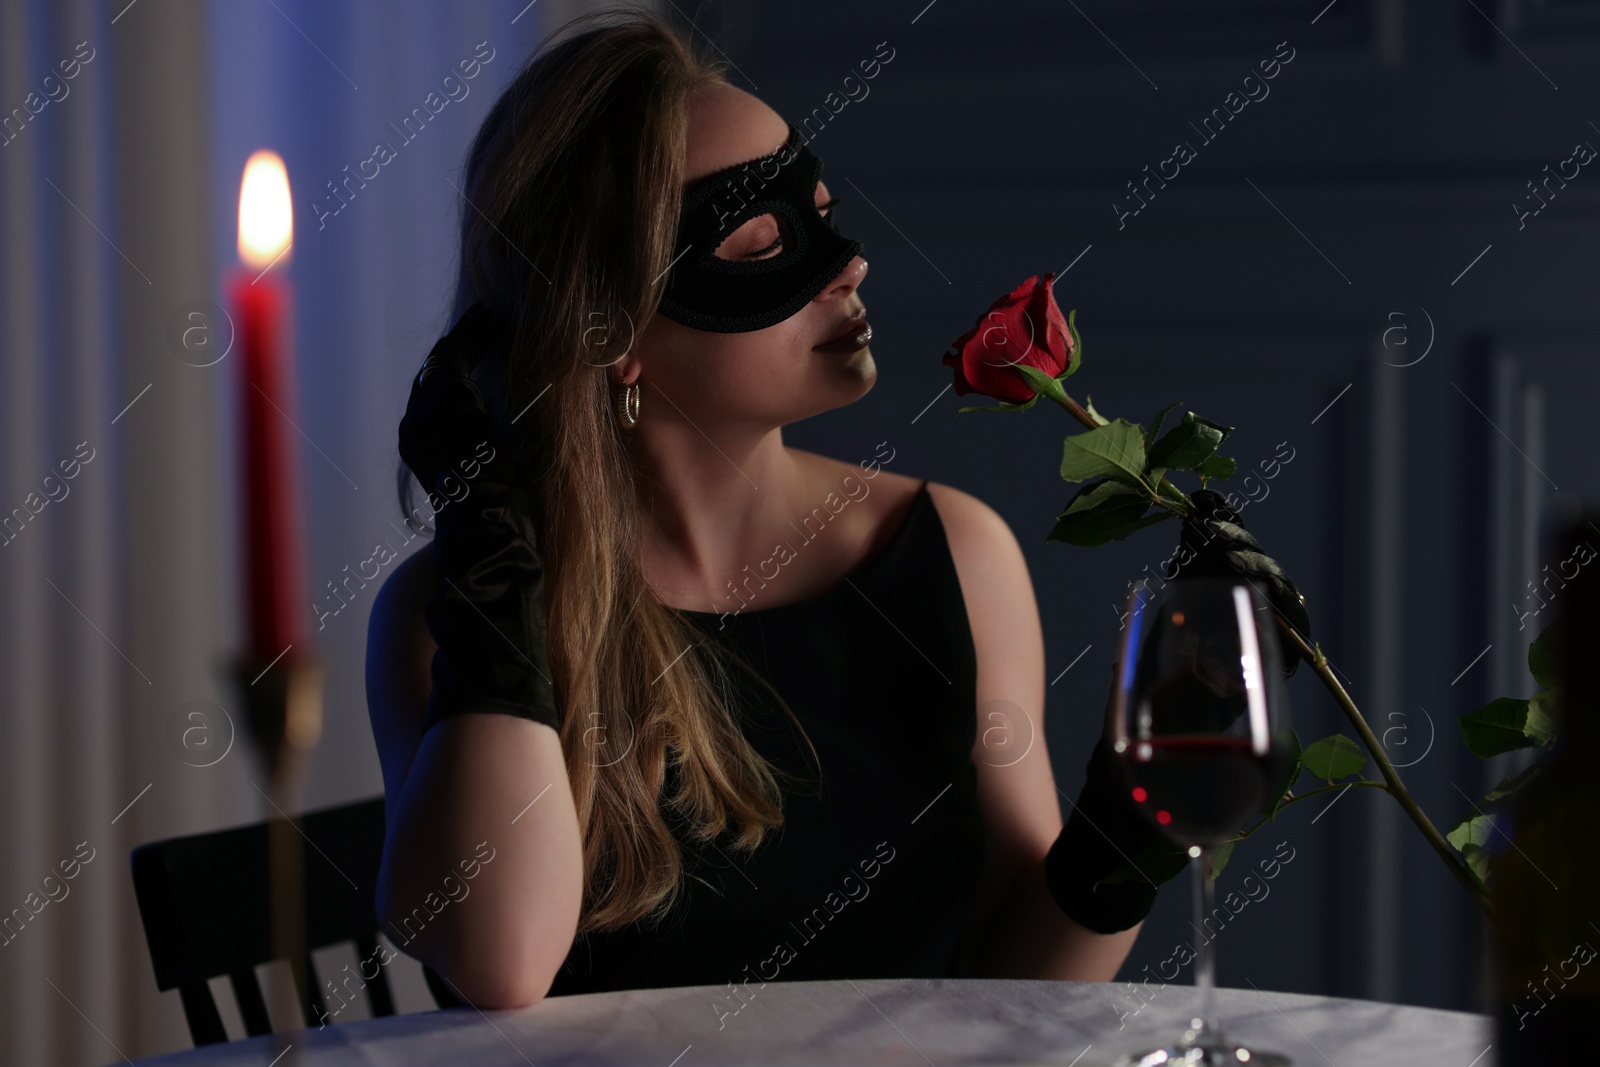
[125, 976, 1495, 1067]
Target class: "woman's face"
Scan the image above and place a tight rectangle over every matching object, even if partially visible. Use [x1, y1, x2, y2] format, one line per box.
[631, 82, 873, 433]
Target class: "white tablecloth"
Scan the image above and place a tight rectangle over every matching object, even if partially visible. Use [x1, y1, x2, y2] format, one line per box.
[125, 977, 1494, 1067]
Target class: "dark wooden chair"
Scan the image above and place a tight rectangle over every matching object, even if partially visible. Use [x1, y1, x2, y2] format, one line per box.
[129, 796, 397, 1045]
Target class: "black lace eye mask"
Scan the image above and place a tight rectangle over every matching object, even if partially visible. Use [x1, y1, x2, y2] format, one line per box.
[656, 122, 865, 333]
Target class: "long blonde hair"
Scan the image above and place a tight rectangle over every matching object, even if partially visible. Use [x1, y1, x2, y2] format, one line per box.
[396, 7, 821, 935]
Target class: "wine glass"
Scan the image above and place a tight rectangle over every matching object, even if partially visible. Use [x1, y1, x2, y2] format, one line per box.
[1110, 576, 1296, 1067]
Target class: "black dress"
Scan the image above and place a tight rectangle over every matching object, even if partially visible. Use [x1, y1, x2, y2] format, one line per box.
[424, 477, 986, 1007]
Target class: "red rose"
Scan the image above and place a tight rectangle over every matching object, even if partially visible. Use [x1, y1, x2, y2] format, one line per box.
[942, 273, 1077, 403]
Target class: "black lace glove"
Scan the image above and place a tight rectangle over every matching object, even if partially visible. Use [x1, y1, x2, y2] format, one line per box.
[1045, 654, 1192, 935]
[1043, 492, 1314, 933]
[397, 304, 559, 735]
[1044, 728, 1180, 934]
[1164, 488, 1312, 678]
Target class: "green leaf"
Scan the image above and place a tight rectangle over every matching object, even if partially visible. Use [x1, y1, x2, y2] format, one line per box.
[1147, 411, 1235, 471]
[1195, 454, 1237, 485]
[1083, 393, 1112, 427]
[1300, 734, 1366, 781]
[1048, 479, 1163, 547]
[1119, 513, 1175, 539]
[1143, 403, 1180, 450]
[1013, 363, 1067, 404]
[1527, 689, 1559, 744]
[1202, 413, 1233, 442]
[1268, 730, 1304, 819]
[956, 392, 1043, 414]
[1209, 839, 1236, 881]
[1059, 418, 1148, 485]
[1160, 485, 1196, 514]
[1054, 511, 1171, 547]
[1528, 621, 1561, 689]
[1459, 697, 1541, 759]
[1484, 762, 1543, 804]
[1446, 812, 1494, 851]
[1061, 308, 1082, 380]
[1446, 813, 1496, 884]
[1094, 834, 1192, 889]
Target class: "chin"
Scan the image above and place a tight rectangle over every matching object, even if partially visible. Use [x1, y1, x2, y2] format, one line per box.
[820, 345, 876, 391]
[783, 355, 876, 423]
[848, 349, 877, 389]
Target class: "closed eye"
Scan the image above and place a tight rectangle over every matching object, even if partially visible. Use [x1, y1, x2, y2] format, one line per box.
[716, 197, 844, 262]
[751, 198, 843, 257]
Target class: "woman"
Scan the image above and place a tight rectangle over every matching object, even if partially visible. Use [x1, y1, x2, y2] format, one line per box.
[366, 9, 1306, 1012]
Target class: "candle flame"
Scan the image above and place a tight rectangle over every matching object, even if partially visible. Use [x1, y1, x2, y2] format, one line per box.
[238, 150, 293, 270]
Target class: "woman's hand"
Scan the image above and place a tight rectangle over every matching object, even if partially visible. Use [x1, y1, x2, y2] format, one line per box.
[380, 304, 581, 1010]
[398, 304, 558, 731]
[1165, 488, 1313, 677]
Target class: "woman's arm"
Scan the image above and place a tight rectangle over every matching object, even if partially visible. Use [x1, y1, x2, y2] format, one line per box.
[366, 549, 584, 1008]
[927, 482, 1141, 982]
[975, 858, 1143, 979]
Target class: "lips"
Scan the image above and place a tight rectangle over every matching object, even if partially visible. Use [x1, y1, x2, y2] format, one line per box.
[816, 313, 871, 351]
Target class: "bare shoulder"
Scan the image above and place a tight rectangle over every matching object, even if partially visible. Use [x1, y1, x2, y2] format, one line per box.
[366, 543, 438, 801]
[795, 448, 1032, 605]
[923, 485, 1058, 860]
[922, 481, 1044, 702]
[923, 481, 1026, 577]
[370, 542, 437, 653]
[791, 446, 922, 533]
[382, 538, 438, 605]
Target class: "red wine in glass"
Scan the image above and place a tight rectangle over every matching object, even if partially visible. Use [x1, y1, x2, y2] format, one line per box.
[1109, 576, 1295, 1067]
[1124, 735, 1286, 848]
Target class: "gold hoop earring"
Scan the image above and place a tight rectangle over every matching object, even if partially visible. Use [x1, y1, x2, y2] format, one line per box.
[614, 380, 640, 429]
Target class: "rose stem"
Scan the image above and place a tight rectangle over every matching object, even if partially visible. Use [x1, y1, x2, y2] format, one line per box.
[1039, 380, 1491, 915]
[1273, 615, 1493, 916]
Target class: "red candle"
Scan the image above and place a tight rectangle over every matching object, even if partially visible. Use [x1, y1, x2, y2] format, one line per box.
[233, 151, 308, 661]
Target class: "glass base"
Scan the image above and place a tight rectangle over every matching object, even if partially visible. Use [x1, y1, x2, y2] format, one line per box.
[1114, 1026, 1291, 1066]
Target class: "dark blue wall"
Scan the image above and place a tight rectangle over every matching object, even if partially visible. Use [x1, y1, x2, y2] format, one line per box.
[693, 0, 1600, 1012]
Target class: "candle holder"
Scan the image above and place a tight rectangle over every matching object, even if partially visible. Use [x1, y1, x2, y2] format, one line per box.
[229, 647, 325, 1064]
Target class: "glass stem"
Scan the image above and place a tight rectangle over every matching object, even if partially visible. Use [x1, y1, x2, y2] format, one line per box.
[1191, 845, 1220, 1040]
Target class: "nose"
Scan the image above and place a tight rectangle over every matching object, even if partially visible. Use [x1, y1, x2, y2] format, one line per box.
[814, 253, 868, 303]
